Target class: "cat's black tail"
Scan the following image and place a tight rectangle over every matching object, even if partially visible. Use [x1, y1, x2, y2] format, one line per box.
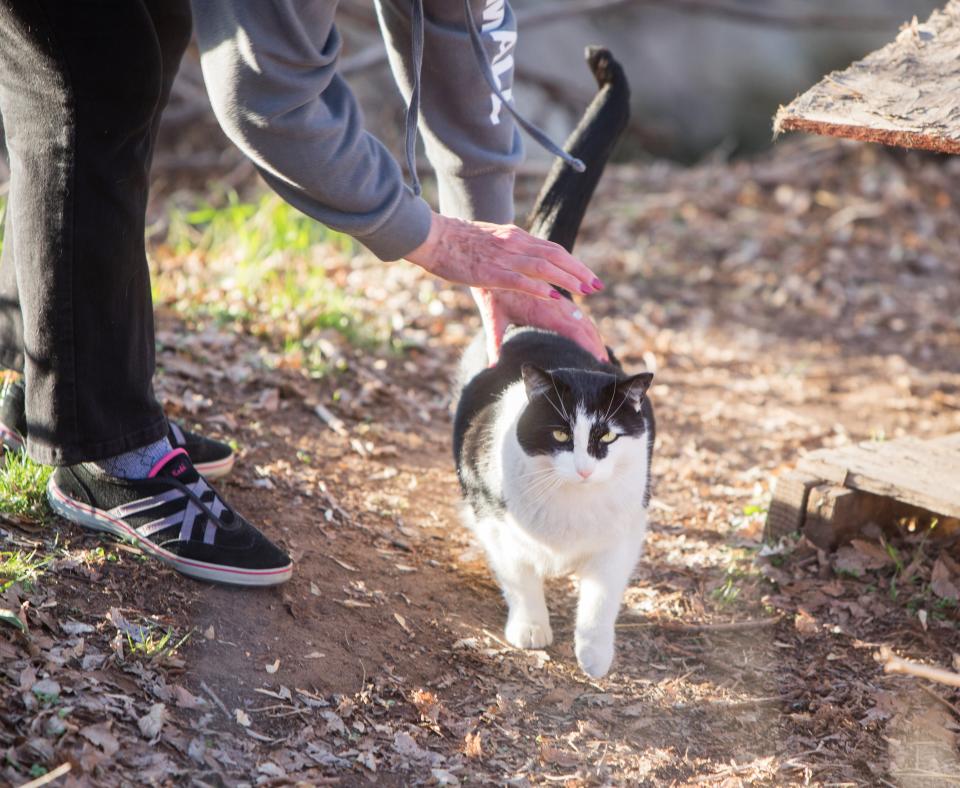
[526, 47, 630, 253]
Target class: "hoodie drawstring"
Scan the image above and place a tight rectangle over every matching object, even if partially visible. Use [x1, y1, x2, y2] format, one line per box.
[405, 0, 426, 196]
[402, 0, 586, 197]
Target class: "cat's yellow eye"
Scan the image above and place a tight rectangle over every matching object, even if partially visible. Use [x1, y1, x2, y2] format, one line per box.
[600, 430, 618, 444]
[552, 430, 570, 443]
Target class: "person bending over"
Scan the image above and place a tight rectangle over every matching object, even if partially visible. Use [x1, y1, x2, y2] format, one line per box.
[0, 0, 604, 587]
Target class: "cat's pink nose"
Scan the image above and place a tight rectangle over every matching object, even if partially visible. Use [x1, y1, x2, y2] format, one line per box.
[577, 468, 593, 480]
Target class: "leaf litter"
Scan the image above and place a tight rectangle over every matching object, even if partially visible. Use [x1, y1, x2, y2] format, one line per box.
[1, 138, 959, 784]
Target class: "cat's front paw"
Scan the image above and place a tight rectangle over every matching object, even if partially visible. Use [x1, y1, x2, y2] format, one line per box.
[505, 615, 554, 649]
[575, 632, 614, 678]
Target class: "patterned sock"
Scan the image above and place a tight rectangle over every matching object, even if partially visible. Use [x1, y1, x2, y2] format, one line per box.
[85, 436, 174, 480]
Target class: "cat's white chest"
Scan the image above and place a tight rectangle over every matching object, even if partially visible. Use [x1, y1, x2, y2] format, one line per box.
[502, 483, 647, 572]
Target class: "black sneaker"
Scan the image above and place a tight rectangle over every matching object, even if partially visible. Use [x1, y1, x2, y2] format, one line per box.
[167, 421, 234, 480]
[0, 377, 26, 452]
[0, 377, 234, 479]
[46, 448, 292, 586]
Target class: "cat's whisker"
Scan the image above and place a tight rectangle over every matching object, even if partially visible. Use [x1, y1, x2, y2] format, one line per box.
[543, 392, 568, 425]
[602, 380, 618, 422]
[605, 388, 631, 424]
[526, 478, 563, 510]
[522, 477, 562, 505]
[522, 475, 559, 495]
[516, 467, 557, 481]
[550, 378, 571, 423]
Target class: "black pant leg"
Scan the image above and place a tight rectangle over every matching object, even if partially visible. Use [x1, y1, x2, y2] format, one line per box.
[0, 0, 192, 377]
[143, 0, 193, 164]
[0, 0, 170, 464]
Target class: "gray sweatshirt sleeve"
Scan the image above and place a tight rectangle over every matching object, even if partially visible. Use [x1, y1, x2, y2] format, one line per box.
[375, 0, 523, 224]
[191, 0, 432, 261]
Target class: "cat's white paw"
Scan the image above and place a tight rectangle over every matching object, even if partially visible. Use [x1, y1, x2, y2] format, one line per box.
[505, 616, 553, 649]
[575, 632, 614, 678]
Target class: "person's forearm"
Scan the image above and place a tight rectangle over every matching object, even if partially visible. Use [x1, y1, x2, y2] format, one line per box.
[192, 0, 433, 261]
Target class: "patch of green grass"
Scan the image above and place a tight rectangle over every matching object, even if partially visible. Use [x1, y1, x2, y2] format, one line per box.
[124, 622, 192, 661]
[0, 549, 50, 593]
[711, 574, 742, 606]
[154, 191, 387, 371]
[0, 451, 53, 522]
[166, 190, 352, 259]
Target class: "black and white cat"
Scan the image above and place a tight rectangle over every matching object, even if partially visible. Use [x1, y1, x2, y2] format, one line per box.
[452, 48, 654, 678]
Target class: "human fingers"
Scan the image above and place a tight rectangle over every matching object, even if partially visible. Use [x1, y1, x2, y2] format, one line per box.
[559, 316, 608, 363]
[506, 292, 607, 362]
[519, 235, 603, 292]
[506, 253, 596, 296]
[482, 266, 565, 302]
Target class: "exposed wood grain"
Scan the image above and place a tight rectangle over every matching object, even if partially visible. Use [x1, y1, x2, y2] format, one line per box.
[774, 2, 960, 155]
[797, 437, 960, 519]
[763, 470, 821, 543]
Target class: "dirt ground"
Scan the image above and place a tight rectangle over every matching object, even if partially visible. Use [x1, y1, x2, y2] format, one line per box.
[3, 139, 960, 786]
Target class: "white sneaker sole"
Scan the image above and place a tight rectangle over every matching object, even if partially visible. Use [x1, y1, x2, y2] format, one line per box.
[47, 479, 292, 587]
[0, 422, 25, 453]
[193, 452, 235, 481]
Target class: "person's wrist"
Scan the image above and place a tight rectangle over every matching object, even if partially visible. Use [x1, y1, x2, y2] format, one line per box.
[405, 211, 444, 271]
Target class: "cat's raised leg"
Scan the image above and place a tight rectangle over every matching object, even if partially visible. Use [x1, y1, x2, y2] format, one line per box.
[488, 554, 553, 649]
[574, 539, 643, 678]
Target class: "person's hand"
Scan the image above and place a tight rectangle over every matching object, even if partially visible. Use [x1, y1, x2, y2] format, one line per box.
[405, 212, 604, 301]
[471, 287, 608, 364]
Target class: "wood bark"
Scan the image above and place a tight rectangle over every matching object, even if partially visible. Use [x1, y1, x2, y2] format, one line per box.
[775, 2, 960, 155]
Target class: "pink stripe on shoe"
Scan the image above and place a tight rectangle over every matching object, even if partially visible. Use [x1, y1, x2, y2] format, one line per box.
[148, 447, 190, 478]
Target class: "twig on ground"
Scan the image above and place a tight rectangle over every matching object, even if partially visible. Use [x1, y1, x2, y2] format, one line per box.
[314, 403, 349, 437]
[617, 615, 783, 632]
[878, 646, 960, 689]
[18, 763, 72, 788]
[918, 683, 960, 719]
[199, 680, 232, 719]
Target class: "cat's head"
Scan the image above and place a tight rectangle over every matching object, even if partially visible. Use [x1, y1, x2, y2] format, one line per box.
[516, 364, 653, 485]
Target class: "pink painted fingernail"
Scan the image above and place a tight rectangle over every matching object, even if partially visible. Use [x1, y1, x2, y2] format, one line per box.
[592, 278, 605, 291]
[550, 290, 563, 300]
[580, 284, 592, 295]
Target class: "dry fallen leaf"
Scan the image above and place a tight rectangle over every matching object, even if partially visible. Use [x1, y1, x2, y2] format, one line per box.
[464, 731, 483, 759]
[235, 708, 252, 727]
[394, 612, 413, 638]
[411, 689, 441, 724]
[794, 609, 819, 637]
[138, 703, 166, 740]
[173, 685, 206, 710]
[80, 723, 120, 756]
[931, 557, 959, 601]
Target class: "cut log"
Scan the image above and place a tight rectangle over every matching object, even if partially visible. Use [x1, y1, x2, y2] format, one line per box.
[763, 470, 820, 543]
[774, 1, 960, 155]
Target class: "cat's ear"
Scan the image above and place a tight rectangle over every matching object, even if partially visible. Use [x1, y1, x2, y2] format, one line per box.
[521, 364, 553, 401]
[615, 372, 653, 411]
